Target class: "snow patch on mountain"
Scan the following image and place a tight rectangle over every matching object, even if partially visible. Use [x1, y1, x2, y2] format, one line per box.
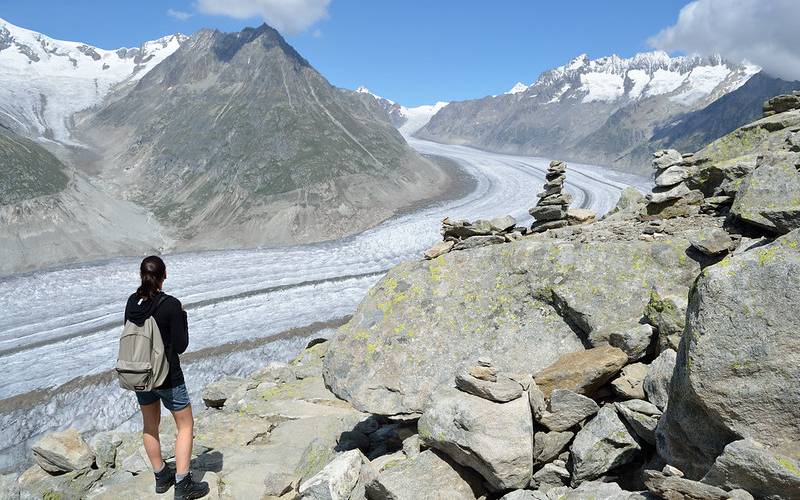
[398, 102, 449, 136]
[0, 17, 185, 145]
[506, 82, 529, 95]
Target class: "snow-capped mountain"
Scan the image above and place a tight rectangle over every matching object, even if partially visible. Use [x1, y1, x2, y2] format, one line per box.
[354, 86, 448, 136]
[0, 17, 185, 144]
[418, 51, 765, 173]
[525, 51, 759, 106]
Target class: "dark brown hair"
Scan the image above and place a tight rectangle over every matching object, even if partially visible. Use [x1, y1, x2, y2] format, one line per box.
[137, 255, 166, 299]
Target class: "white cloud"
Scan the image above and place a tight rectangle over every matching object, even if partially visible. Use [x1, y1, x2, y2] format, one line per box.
[312, 29, 322, 38]
[167, 8, 193, 21]
[196, 0, 330, 35]
[649, 0, 800, 81]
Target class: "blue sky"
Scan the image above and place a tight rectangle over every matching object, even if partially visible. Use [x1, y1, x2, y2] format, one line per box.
[1, 0, 697, 105]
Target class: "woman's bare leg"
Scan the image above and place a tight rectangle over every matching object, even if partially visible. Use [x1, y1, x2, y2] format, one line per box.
[141, 401, 164, 470]
[171, 404, 194, 476]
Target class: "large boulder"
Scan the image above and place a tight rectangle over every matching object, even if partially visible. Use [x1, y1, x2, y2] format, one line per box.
[537, 389, 598, 432]
[730, 152, 800, 231]
[324, 237, 700, 415]
[32, 429, 95, 473]
[365, 450, 483, 500]
[418, 389, 533, 490]
[643, 470, 729, 500]
[298, 449, 368, 500]
[569, 406, 641, 485]
[701, 438, 800, 500]
[642, 349, 676, 410]
[658, 230, 800, 478]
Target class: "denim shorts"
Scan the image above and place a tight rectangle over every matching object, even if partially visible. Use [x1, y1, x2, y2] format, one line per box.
[136, 383, 191, 411]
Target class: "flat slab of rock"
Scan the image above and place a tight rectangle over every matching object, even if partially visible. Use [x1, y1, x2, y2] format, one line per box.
[424, 240, 454, 260]
[533, 462, 570, 490]
[453, 235, 506, 251]
[32, 429, 95, 473]
[455, 370, 523, 402]
[643, 470, 728, 500]
[653, 149, 683, 170]
[647, 182, 691, 204]
[538, 389, 598, 432]
[701, 438, 800, 500]
[529, 205, 567, 222]
[655, 165, 689, 187]
[566, 208, 596, 225]
[569, 406, 641, 485]
[615, 400, 660, 445]
[658, 230, 800, 478]
[534, 346, 628, 397]
[419, 389, 532, 490]
[366, 450, 483, 500]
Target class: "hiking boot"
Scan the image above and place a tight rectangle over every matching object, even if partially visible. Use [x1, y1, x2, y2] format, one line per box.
[174, 471, 210, 500]
[154, 463, 175, 494]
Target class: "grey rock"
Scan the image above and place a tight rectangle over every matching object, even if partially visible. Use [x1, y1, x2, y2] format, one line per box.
[418, 389, 533, 490]
[528, 381, 547, 421]
[647, 182, 691, 204]
[298, 449, 367, 500]
[500, 490, 537, 500]
[569, 406, 641, 485]
[761, 207, 800, 235]
[538, 389, 599, 432]
[423, 240, 454, 260]
[455, 370, 523, 402]
[643, 349, 676, 410]
[529, 205, 567, 222]
[663, 464, 685, 477]
[365, 450, 483, 500]
[730, 152, 800, 231]
[653, 149, 684, 170]
[452, 235, 507, 251]
[608, 322, 655, 361]
[533, 463, 570, 490]
[530, 219, 569, 232]
[533, 431, 574, 466]
[644, 291, 687, 352]
[611, 362, 648, 400]
[16, 465, 103, 500]
[263, 470, 297, 497]
[88, 432, 122, 470]
[615, 401, 660, 445]
[566, 208, 596, 225]
[32, 429, 95, 473]
[202, 375, 247, 408]
[401, 435, 421, 458]
[658, 230, 800, 478]
[619, 398, 662, 416]
[538, 193, 574, 206]
[689, 229, 734, 256]
[727, 489, 755, 500]
[655, 165, 690, 187]
[251, 361, 297, 385]
[538, 481, 646, 500]
[701, 438, 800, 500]
[643, 470, 729, 500]
[489, 215, 517, 233]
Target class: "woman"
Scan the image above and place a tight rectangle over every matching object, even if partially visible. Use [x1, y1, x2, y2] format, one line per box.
[124, 255, 209, 500]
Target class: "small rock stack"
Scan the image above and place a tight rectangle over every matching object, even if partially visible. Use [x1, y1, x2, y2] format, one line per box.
[645, 149, 703, 218]
[423, 215, 521, 259]
[762, 91, 800, 117]
[529, 160, 573, 232]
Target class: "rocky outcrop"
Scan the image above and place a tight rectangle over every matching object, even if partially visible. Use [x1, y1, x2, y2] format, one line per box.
[658, 230, 800, 478]
[762, 91, 800, 116]
[31, 429, 95, 474]
[569, 406, 642, 485]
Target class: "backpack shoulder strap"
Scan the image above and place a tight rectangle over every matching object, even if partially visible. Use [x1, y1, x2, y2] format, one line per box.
[151, 294, 169, 317]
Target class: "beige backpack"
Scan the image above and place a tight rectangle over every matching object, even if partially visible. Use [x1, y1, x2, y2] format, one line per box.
[116, 296, 170, 391]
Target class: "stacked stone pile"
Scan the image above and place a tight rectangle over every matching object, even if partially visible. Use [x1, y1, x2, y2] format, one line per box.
[645, 149, 705, 218]
[423, 215, 521, 259]
[529, 161, 572, 232]
[762, 91, 800, 117]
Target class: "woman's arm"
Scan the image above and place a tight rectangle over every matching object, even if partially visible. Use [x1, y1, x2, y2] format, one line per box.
[169, 298, 189, 354]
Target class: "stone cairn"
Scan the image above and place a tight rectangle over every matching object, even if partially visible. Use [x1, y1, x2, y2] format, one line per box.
[528, 160, 599, 233]
[423, 215, 522, 259]
[644, 149, 704, 219]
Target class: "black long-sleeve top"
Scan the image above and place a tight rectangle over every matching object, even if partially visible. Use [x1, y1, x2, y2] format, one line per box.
[124, 291, 188, 389]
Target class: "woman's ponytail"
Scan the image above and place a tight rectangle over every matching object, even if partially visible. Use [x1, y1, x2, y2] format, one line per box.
[137, 255, 166, 299]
